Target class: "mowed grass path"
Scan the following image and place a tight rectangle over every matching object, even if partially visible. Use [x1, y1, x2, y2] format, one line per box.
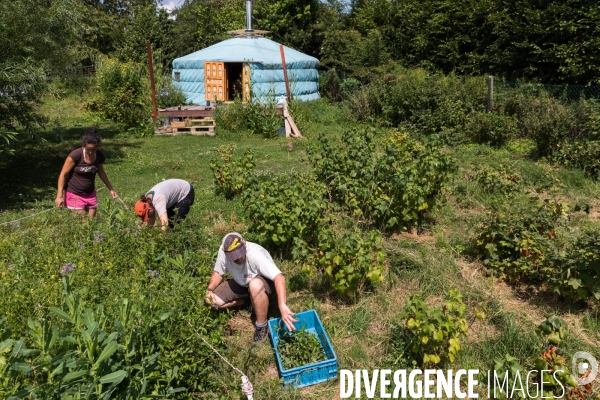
[1, 95, 599, 399]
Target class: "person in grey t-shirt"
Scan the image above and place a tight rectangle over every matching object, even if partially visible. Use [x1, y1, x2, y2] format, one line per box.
[134, 179, 194, 230]
[206, 232, 297, 345]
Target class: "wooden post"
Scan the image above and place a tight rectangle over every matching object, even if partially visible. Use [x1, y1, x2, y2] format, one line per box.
[147, 42, 158, 121]
[487, 75, 494, 112]
[279, 45, 291, 103]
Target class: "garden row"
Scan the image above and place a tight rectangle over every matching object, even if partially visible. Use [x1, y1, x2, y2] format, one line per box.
[211, 128, 455, 295]
[0, 204, 230, 399]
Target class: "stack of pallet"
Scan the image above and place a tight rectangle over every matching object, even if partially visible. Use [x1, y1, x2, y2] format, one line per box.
[169, 117, 215, 136]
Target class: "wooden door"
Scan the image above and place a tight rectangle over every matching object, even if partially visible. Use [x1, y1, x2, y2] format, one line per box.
[205, 61, 227, 101]
[242, 63, 251, 102]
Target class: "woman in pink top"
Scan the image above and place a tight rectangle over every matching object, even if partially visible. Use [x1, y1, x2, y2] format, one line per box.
[55, 129, 118, 218]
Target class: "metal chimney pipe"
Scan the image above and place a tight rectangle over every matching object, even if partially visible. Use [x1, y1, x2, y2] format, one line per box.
[245, 0, 253, 32]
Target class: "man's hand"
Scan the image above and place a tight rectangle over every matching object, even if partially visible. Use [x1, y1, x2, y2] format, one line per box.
[205, 290, 214, 306]
[279, 303, 297, 331]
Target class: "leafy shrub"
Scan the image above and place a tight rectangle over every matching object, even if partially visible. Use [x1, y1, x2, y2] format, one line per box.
[213, 95, 282, 138]
[1, 275, 186, 398]
[309, 128, 456, 230]
[213, 96, 247, 132]
[243, 173, 328, 252]
[475, 199, 567, 283]
[245, 99, 281, 138]
[533, 317, 579, 396]
[464, 111, 519, 146]
[553, 230, 600, 301]
[470, 164, 521, 195]
[319, 69, 342, 101]
[552, 140, 600, 180]
[0, 202, 229, 397]
[292, 227, 386, 296]
[86, 57, 151, 129]
[401, 289, 468, 367]
[502, 93, 575, 156]
[155, 74, 187, 109]
[276, 325, 326, 369]
[491, 354, 526, 399]
[209, 144, 256, 199]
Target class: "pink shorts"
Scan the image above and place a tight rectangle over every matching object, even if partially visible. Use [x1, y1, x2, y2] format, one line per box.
[66, 191, 98, 210]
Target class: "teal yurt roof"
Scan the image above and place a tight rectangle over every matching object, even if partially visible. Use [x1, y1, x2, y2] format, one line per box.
[172, 37, 320, 104]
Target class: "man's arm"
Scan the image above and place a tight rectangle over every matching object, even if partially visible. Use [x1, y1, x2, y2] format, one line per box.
[207, 271, 223, 292]
[274, 273, 296, 331]
[205, 271, 223, 306]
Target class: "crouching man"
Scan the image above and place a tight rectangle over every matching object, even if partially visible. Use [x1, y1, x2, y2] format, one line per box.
[206, 232, 296, 344]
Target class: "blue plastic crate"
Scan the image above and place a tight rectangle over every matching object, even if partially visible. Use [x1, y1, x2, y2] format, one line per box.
[268, 309, 338, 388]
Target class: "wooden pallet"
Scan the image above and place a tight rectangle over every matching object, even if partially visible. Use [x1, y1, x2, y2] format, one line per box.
[172, 125, 215, 136]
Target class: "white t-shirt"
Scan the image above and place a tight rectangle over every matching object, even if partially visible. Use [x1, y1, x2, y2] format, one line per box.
[146, 179, 190, 218]
[214, 240, 282, 287]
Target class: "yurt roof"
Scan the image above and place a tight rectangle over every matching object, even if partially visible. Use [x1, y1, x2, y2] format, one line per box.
[173, 37, 319, 70]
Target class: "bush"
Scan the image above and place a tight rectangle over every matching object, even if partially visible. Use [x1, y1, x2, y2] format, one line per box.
[309, 128, 456, 230]
[156, 74, 187, 109]
[474, 199, 567, 283]
[292, 227, 386, 296]
[470, 164, 521, 195]
[0, 205, 229, 397]
[213, 96, 282, 138]
[399, 289, 468, 367]
[209, 144, 256, 200]
[243, 173, 328, 252]
[86, 57, 151, 129]
[552, 140, 600, 180]
[552, 230, 600, 301]
[501, 92, 575, 156]
[464, 111, 519, 146]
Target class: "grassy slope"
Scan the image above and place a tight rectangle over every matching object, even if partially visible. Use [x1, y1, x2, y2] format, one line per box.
[1, 95, 599, 399]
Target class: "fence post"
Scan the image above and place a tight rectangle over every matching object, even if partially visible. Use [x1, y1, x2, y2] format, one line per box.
[487, 75, 494, 111]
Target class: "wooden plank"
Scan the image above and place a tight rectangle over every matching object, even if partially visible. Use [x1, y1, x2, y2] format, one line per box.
[159, 109, 214, 118]
[287, 115, 301, 138]
[284, 118, 292, 137]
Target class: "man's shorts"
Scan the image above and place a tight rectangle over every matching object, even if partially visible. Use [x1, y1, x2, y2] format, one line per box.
[66, 190, 98, 210]
[213, 277, 275, 304]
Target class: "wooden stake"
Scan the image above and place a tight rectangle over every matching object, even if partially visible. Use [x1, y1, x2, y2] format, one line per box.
[279, 45, 291, 103]
[147, 42, 158, 121]
[487, 75, 494, 112]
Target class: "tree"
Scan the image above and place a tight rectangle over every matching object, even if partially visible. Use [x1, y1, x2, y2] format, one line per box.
[0, 0, 88, 141]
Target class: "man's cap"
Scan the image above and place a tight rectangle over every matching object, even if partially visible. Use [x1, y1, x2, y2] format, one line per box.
[134, 200, 150, 222]
[223, 233, 246, 261]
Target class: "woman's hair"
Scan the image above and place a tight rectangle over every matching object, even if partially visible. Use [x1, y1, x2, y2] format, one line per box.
[139, 194, 153, 207]
[81, 128, 102, 147]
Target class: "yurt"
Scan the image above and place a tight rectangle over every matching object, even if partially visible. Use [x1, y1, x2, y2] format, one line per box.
[171, 2, 320, 105]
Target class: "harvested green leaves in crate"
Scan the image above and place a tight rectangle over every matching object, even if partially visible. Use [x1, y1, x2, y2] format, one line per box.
[277, 325, 326, 369]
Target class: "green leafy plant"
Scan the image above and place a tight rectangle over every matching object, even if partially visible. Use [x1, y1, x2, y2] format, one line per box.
[277, 325, 326, 370]
[243, 173, 328, 252]
[292, 227, 386, 296]
[475, 199, 567, 283]
[471, 164, 521, 195]
[401, 289, 468, 367]
[1, 275, 185, 399]
[533, 317, 579, 397]
[85, 57, 151, 129]
[210, 144, 256, 199]
[309, 128, 456, 231]
[491, 354, 526, 399]
[552, 140, 600, 181]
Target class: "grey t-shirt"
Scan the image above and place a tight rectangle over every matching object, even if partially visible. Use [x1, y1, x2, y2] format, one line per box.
[146, 179, 190, 218]
[214, 239, 282, 287]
